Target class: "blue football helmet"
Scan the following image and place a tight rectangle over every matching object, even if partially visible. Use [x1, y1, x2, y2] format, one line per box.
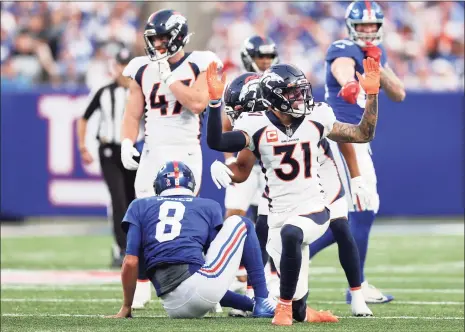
[259, 64, 314, 118]
[345, 1, 384, 47]
[153, 161, 196, 195]
[143, 9, 192, 61]
[224, 72, 265, 124]
[240, 35, 279, 73]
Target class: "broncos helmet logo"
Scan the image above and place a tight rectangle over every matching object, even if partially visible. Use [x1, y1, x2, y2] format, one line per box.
[165, 14, 187, 30]
[260, 72, 285, 90]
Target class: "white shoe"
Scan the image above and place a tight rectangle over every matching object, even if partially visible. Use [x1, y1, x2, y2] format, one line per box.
[350, 288, 373, 317]
[362, 281, 394, 304]
[228, 308, 249, 317]
[131, 280, 151, 309]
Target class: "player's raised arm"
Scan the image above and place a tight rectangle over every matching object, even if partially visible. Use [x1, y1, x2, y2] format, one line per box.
[362, 42, 405, 102]
[331, 57, 360, 105]
[328, 57, 380, 143]
[205, 62, 250, 152]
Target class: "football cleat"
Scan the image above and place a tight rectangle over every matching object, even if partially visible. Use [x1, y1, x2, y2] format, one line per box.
[350, 288, 374, 316]
[346, 282, 394, 304]
[252, 297, 277, 318]
[272, 302, 293, 326]
[306, 307, 339, 323]
[228, 308, 249, 317]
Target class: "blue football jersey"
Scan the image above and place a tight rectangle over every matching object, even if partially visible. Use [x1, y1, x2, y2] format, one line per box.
[122, 195, 223, 271]
[325, 38, 387, 125]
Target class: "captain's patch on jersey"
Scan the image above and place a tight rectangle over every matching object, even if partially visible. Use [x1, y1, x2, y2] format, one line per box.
[266, 130, 278, 143]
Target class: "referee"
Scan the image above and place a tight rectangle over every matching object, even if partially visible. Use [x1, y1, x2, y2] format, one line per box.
[77, 48, 143, 268]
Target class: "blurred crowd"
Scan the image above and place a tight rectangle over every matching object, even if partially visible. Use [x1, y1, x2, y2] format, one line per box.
[209, 1, 464, 91]
[1, 1, 464, 92]
[1, 1, 148, 90]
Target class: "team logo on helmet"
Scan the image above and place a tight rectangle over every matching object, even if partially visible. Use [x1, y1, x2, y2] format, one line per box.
[165, 14, 187, 30]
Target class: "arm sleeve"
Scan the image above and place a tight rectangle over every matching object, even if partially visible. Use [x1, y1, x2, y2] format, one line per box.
[206, 103, 247, 152]
[233, 112, 258, 151]
[82, 87, 103, 120]
[126, 223, 142, 256]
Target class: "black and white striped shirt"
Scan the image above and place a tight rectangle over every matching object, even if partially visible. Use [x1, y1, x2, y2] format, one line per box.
[83, 81, 134, 144]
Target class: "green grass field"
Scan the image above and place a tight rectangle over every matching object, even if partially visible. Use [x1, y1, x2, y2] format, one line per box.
[1, 232, 464, 331]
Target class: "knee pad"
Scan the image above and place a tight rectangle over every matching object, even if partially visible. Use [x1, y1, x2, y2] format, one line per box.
[280, 225, 304, 251]
[329, 218, 351, 239]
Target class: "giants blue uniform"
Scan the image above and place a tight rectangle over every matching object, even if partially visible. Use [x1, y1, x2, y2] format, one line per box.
[122, 195, 223, 295]
[325, 38, 387, 124]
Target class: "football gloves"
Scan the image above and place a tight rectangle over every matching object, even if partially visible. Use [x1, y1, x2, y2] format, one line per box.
[121, 138, 140, 170]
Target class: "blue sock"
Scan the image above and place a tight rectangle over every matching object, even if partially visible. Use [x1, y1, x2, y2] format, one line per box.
[309, 227, 336, 259]
[220, 290, 254, 311]
[255, 215, 269, 266]
[330, 218, 361, 288]
[280, 225, 303, 300]
[349, 211, 375, 282]
[241, 217, 268, 298]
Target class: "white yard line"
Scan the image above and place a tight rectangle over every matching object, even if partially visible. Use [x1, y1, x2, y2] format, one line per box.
[1, 313, 463, 320]
[310, 276, 465, 284]
[2, 285, 464, 294]
[1, 298, 464, 306]
[312, 300, 464, 306]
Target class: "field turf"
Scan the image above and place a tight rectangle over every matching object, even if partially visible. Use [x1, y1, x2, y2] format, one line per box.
[1, 231, 464, 331]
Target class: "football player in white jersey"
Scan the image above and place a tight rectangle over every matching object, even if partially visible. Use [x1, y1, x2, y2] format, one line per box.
[211, 67, 373, 318]
[222, 35, 279, 301]
[120, 9, 222, 309]
[206, 58, 380, 326]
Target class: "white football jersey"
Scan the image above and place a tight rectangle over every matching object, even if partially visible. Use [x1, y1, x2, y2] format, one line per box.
[233, 103, 336, 215]
[123, 51, 223, 147]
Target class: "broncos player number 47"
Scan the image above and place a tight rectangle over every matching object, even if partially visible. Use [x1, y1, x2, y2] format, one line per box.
[119, 9, 223, 309]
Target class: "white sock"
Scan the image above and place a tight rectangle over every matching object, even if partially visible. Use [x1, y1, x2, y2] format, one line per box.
[350, 289, 364, 304]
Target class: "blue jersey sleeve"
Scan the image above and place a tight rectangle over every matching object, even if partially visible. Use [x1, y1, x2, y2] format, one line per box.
[206, 200, 224, 245]
[326, 40, 360, 63]
[126, 223, 141, 256]
[122, 199, 141, 233]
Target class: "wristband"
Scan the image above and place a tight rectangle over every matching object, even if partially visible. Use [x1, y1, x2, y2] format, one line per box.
[209, 99, 222, 107]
